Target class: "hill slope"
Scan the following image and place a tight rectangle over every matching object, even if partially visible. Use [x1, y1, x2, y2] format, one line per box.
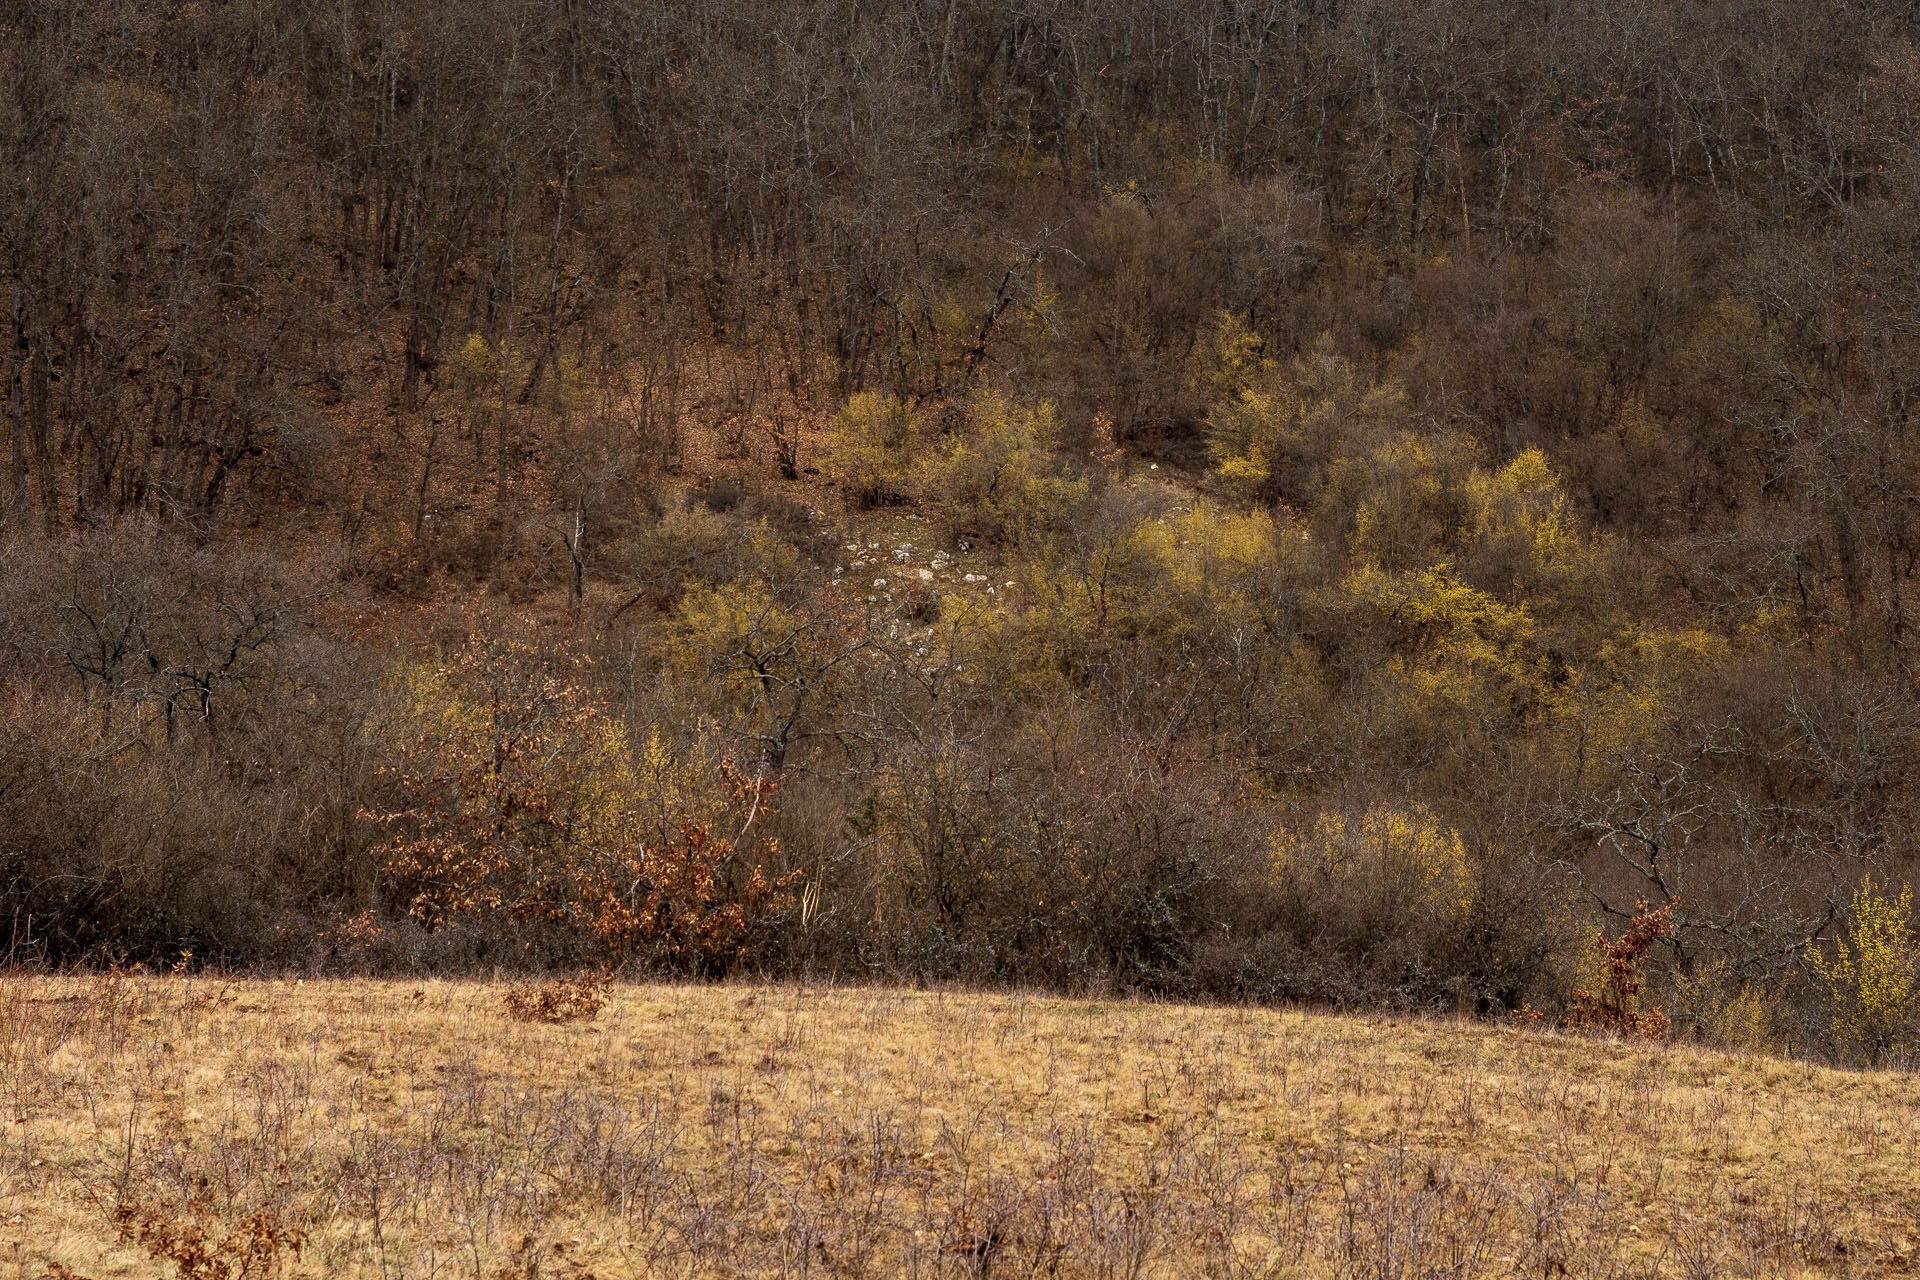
[2, 975, 1914, 1278]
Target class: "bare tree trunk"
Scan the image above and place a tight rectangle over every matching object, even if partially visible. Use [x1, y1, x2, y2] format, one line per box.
[7, 279, 25, 515]
[412, 416, 441, 541]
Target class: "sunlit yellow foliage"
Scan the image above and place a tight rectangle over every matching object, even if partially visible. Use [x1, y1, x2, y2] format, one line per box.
[1675, 958, 1784, 1055]
[1020, 272, 1060, 335]
[667, 578, 792, 688]
[1340, 563, 1535, 662]
[930, 297, 973, 343]
[824, 391, 916, 505]
[1273, 804, 1475, 918]
[448, 332, 579, 408]
[620, 492, 738, 582]
[382, 649, 632, 832]
[1462, 446, 1607, 595]
[386, 657, 489, 749]
[1197, 313, 1289, 485]
[1343, 433, 1479, 570]
[632, 724, 695, 831]
[372, 641, 637, 930]
[1327, 562, 1541, 738]
[1136, 501, 1275, 593]
[1204, 330, 1405, 500]
[1556, 625, 1726, 758]
[1007, 494, 1295, 696]
[1810, 875, 1920, 1062]
[1337, 436, 1603, 599]
[1469, 450, 1578, 565]
[920, 391, 1085, 545]
[452, 332, 525, 392]
[1207, 385, 1301, 488]
[1291, 333, 1407, 427]
[1197, 311, 1271, 401]
[1740, 600, 1803, 645]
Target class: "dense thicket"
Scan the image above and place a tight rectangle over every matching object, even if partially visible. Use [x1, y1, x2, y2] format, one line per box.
[7, 0, 1920, 1061]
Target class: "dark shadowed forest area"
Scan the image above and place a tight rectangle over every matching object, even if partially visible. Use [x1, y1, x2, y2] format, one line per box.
[6, 0, 1920, 1063]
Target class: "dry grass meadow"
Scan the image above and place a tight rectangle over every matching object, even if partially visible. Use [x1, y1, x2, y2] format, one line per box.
[2, 973, 1916, 1280]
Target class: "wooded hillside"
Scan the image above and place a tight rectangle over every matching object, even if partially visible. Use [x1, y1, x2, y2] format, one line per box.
[6, 0, 1920, 1062]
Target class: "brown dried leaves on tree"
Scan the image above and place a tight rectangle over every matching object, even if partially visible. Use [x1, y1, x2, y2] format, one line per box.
[364, 636, 795, 974]
[1565, 899, 1677, 1040]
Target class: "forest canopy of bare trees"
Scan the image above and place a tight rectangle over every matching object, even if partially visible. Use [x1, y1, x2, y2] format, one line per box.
[7, 0, 1920, 1062]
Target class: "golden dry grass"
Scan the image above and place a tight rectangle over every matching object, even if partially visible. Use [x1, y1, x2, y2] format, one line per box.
[2, 973, 1916, 1279]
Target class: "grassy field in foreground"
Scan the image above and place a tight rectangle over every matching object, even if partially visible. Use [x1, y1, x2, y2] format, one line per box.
[2, 976, 1917, 1279]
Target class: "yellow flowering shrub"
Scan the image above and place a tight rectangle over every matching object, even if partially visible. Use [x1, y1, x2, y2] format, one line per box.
[1203, 327, 1405, 502]
[1810, 875, 1920, 1062]
[1330, 562, 1540, 728]
[824, 391, 917, 506]
[1463, 447, 1602, 589]
[918, 391, 1085, 546]
[1273, 804, 1475, 919]
[1551, 624, 1726, 759]
[1342, 433, 1479, 572]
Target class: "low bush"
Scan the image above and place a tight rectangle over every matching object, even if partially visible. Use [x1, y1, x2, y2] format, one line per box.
[503, 974, 609, 1023]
